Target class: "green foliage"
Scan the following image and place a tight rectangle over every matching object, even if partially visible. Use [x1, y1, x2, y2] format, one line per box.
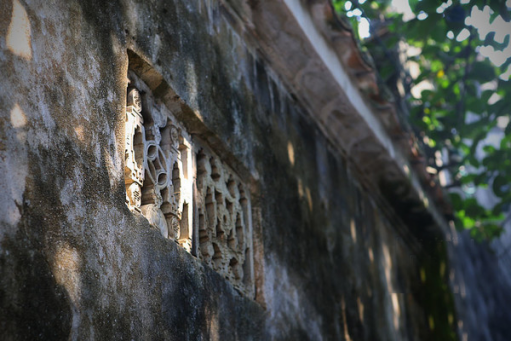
[333, 0, 511, 240]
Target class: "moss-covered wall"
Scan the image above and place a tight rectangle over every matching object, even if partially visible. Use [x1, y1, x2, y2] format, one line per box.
[0, 0, 456, 339]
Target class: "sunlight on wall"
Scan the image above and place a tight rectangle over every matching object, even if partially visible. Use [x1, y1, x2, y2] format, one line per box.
[6, 0, 32, 60]
[10, 103, 27, 128]
[305, 187, 313, 211]
[382, 243, 393, 289]
[52, 243, 81, 307]
[350, 219, 357, 244]
[402, 164, 410, 175]
[287, 141, 295, 166]
[357, 296, 364, 323]
[207, 307, 220, 341]
[74, 125, 85, 141]
[297, 178, 304, 198]
[382, 243, 401, 330]
[11, 103, 28, 143]
[341, 296, 353, 341]
[391, 293, 401, 330]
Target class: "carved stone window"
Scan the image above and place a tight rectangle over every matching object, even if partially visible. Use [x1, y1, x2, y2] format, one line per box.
[124, 69, 255, 298]
[195, 146, 254, 297]
[125, 72, 194, 252]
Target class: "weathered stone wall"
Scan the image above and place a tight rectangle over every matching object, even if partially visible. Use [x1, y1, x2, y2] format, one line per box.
[1, 0, 456, 340]
[446, 229, 511, 341]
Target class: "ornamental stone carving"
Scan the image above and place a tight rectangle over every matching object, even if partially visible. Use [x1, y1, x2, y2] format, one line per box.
[124, 87, 145, 212]
[125, 71, 254, 298]
[125, 74, 193, 252]
[196, 147, 254, 297]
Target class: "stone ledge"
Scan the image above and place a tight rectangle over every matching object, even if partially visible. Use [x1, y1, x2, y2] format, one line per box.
[220, 0, 451, 248]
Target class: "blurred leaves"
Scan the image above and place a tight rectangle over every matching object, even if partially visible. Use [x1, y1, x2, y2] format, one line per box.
[333, 0, 511, 240]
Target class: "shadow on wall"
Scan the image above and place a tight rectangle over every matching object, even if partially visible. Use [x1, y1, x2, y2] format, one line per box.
[1, 2, 73, 338]
[0, 233, 73, 340]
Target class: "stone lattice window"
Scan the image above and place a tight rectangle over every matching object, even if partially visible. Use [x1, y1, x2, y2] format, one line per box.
[196, 146, 254, 297]
[125, 72, 194, 251]
[124, 71, 254, 297]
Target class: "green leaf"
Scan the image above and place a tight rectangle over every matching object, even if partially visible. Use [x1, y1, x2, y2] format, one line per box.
[460, 118, 489, 139]
[469, 61, 497, 83]
[431, 19, 448, 43]
[482, 223, 504, 239]
[492, 202, 504, 216]
[492, 174, 509, 198]
[333, 0, 511, 241]
[463, 215, 476, 229]
[469, 131, 488, 159]
[408, 0, 420, 13]
[449, 192, 463, 210]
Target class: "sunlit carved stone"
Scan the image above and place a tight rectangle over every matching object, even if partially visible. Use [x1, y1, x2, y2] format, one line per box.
[125, 87, 145, 212]
[141, 204, 168, 238]
[125, 71, 254, 297]
[125, 75, 194, 251]
[196, 147, 254, 297]
[126, 182, 142, 210]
